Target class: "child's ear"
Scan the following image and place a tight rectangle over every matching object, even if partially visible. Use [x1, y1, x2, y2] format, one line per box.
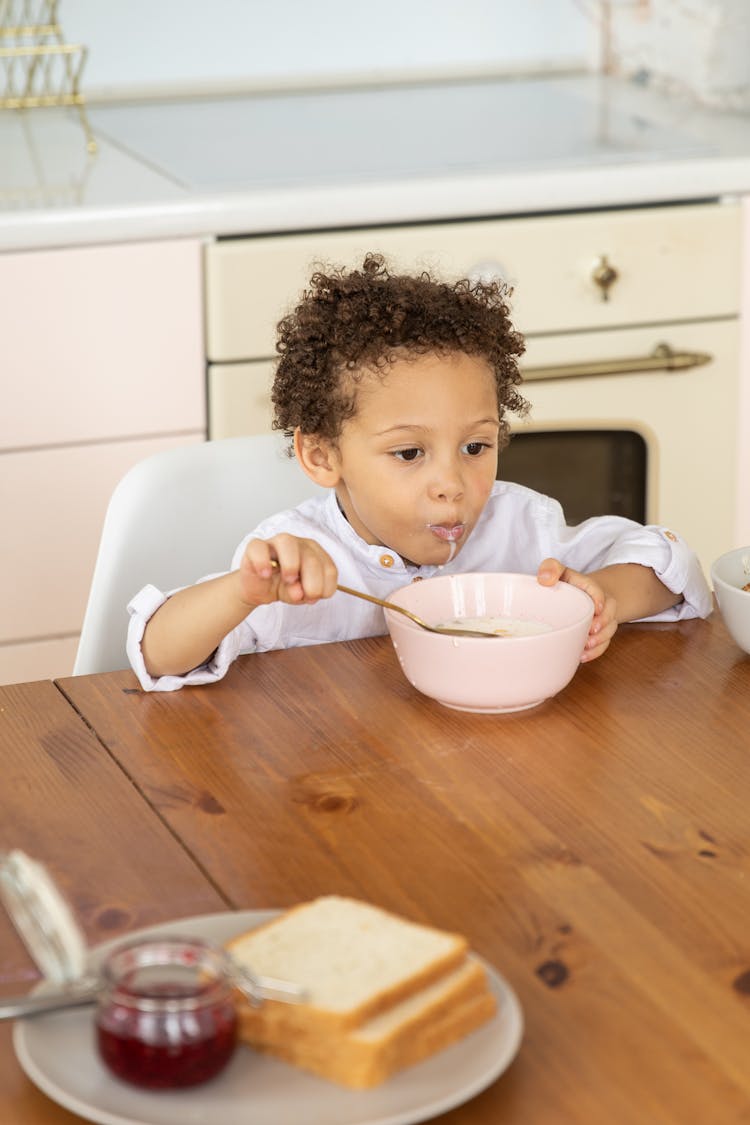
[293, 430, 341, 487]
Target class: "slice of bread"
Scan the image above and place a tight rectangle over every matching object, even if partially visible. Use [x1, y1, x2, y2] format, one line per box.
[226, 895, 468, 1036]
[250, 976, 497, 1089]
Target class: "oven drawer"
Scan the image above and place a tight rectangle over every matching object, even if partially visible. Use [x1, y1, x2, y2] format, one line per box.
[205, 202, 740, 362]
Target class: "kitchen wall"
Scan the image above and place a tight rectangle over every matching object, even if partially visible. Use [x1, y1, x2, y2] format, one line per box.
[60, 0, 597, 99]
[58, 2, 750, 109]
[608, 0, 750, 110]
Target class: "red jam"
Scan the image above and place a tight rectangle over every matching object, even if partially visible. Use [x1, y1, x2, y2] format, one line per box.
[95, 938, 237, 1089]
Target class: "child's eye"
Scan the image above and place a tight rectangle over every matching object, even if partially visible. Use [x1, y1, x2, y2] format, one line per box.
[462, 441, 490, 456]
[393, 448, 423, 462]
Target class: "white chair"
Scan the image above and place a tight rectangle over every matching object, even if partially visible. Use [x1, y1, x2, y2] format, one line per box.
[74, 434, 324, 675]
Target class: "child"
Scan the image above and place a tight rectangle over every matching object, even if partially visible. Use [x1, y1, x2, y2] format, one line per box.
[127, 254, 711, 691]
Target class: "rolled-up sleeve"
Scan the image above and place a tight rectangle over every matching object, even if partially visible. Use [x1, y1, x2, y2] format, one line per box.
[600, 525, 711, 621]
[126, 584, 246, 692]
[551, 512, 712, 621]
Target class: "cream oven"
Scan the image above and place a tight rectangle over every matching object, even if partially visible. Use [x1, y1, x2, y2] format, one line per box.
[503, 317, 739, 578]
[204, 200, 742, 577]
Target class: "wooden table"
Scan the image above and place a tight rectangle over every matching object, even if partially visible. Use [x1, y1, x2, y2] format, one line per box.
[2, 612, 749, 1124]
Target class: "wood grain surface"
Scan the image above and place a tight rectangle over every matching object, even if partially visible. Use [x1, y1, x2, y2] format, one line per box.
[54, 613, 750, 1124]
[2, 613, 749, 1123]
[0, 679, 228, 1124]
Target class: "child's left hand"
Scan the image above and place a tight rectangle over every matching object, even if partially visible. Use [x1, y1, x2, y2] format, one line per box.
[536, 557, 617, 663]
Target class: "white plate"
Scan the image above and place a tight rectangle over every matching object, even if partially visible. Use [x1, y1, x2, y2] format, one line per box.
[14, 909, 523, 1125]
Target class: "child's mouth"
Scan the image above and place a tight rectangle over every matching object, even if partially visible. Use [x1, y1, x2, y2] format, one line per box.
[428, 523, 465, 543]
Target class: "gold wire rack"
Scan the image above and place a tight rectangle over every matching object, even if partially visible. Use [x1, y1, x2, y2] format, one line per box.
[0, 0, 96, 152]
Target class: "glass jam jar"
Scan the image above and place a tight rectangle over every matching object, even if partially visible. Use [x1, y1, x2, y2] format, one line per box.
[1, 850, 305, 1090]
[95, 937, 238, 1089]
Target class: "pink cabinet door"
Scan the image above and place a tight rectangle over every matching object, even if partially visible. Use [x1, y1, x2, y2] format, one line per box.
[0, 237, 207, 684]
[0, 434, 204, 680]
[0, 238, 206, 449]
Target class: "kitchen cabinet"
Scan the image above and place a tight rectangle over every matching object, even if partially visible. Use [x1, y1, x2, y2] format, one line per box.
[0, 238, 206, 685]
[205, 201, 741, 575]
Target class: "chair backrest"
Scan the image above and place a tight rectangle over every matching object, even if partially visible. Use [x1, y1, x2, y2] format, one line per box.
[74, 434, 325, 675]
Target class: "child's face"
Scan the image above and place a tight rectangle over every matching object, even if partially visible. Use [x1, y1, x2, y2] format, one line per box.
[330, 352, 500, 567]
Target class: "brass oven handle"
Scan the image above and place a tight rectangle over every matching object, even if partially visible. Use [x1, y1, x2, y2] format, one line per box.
[521, 343, 712, 383]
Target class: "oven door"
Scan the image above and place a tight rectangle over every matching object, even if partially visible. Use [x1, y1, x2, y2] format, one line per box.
[506, 319, 738, 577]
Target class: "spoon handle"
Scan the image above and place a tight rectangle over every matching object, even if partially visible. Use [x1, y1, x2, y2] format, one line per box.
[0, 983, 99, 1020]
[0, 970, 307, 1020]
[336, 584, 425, 627]
[335, 584, 502, 638]
[337, 583, 391, 610]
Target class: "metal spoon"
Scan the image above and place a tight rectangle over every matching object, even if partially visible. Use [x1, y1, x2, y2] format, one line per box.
[336, 584, 504, 638]
[0, 966, 307, 1021]
[266, 560, 501, 637]
[0, 979, 100, 1020]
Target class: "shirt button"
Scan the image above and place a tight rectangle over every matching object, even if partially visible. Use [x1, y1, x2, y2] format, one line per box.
[380, 554, 395, 568]
[664, 530, 677, 541]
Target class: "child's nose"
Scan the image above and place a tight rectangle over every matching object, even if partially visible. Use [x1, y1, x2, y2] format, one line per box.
[428, 462, 464, 501]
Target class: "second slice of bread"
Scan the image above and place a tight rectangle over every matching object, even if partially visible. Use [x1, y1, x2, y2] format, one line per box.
[250, 968, 498, 1088]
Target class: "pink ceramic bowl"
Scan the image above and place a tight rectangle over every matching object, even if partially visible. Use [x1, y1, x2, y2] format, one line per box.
[384, 572, 594, 714]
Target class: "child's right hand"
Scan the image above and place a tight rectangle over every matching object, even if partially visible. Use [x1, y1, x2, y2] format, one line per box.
[237, 533, 338, 608]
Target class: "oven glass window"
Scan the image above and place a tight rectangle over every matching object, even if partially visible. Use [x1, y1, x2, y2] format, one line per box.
[498, 429, 647, 525]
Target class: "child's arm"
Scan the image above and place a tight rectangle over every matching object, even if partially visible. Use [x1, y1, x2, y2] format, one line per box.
[141, 534, 338, 677]
[537, 559, 683, 663]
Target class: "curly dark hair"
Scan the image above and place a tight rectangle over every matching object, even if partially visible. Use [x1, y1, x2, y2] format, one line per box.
[272, 252, 528, 450]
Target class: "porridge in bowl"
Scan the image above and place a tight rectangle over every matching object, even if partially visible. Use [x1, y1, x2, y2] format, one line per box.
[436, 616, 553, 638]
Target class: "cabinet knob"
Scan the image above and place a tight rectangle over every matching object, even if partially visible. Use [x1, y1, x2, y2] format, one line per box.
[591, 255, 619, 301]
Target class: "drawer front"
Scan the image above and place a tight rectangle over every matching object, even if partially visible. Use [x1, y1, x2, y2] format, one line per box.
[0, 433, 204, 645]
[0, 637, 79, 686]
[0, 239, 206, 450]
[205, 202, 740, 362]
[208, 361, 274, 439]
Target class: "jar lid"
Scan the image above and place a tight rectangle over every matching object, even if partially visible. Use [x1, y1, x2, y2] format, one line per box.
[0, 850, 87, 982]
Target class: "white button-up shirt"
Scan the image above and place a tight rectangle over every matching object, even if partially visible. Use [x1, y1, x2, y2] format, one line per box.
[127, 481, 712, 692]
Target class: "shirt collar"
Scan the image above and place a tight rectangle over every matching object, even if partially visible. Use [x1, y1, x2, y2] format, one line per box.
[323, 491, 443, 579]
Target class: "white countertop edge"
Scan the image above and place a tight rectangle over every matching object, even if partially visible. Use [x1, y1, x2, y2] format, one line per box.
[3, 157, 750, 253]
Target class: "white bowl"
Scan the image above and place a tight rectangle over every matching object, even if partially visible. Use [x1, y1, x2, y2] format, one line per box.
[710, 546, 750, 655]
[384, 572, 594, 714]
